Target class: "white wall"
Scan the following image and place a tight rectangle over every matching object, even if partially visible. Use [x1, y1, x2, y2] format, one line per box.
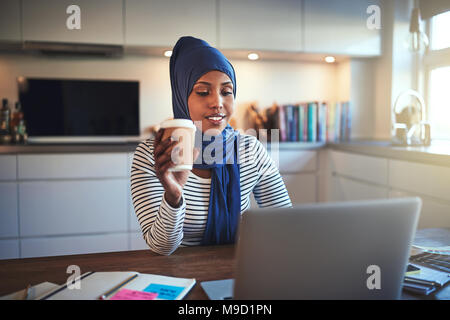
[0, 52, 340, 133]
[373, 0, 416, 140]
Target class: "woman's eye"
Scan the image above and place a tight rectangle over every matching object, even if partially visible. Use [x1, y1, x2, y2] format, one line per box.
[196, 91, 209, 96]
[222, 91, 233, 96]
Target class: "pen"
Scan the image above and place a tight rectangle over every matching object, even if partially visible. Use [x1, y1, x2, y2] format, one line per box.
[99, 274, 138, 300]
[404, 277, 440, 288]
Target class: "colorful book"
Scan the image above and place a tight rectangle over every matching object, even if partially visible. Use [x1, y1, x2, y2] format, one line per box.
[278, 105, 287, 142]
[335, 102, 341, 141]
[318, 102, 327, 142]
[293, 105, 299, 141]
[307, 102, 317, 142]
[345, 102, 352, 140]
[327, 103, 335, 142]
[298, 104, 306, 142]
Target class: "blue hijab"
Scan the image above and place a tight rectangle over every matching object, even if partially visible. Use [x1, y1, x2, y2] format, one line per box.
[169, 36, 241, 245]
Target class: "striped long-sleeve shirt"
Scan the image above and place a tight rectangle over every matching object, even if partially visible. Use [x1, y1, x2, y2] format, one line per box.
[130, 134, 292, 255]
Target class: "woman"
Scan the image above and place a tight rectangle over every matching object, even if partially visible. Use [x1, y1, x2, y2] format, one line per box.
[131, 36, 292, 255]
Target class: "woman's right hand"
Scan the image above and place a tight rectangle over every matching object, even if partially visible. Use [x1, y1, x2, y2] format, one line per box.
[153, 129, 199, 208]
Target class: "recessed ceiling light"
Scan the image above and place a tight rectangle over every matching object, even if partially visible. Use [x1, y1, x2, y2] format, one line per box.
[164, 50, 172, 57]
[325, 56, 336, 63]
[248, 52, 259, 61]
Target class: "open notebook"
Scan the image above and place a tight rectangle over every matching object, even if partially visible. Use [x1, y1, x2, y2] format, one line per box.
[36, 272, 196, 300]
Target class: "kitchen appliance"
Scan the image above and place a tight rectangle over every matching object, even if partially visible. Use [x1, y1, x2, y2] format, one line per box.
[18, 77, 139, 143]
[391, 89, 430, 146]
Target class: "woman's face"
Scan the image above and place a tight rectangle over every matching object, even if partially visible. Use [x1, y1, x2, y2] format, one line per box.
[188, 70, 234, 135]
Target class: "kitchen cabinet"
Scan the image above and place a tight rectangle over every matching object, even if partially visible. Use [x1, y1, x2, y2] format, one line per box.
[0, 151, 138, 259]
[330, 175, 388, 201]
[218, 0, 302, 51]
[330, 150, 388, 185]
[125, 0, 217, 47]
[328, 148, 450, 229]
[0, 0, 21, 42]
[129, 232, 148, 251]
[304, 0, 381, 56]
[389, 160, 450, 203]
[390, 189, 450, 229]
[0, 155, 16, 181]
[0, 183, 19, 238]
[18, 153, 128, 180]
[22, 0, 124, 45]
[21, 233, 129, 258]
[0, 240, 19, 259]
[283, 173, 317, 204]
[19, 179, 128, 237]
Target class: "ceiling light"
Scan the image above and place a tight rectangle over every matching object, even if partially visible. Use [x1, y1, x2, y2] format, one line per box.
[405, 7, 429, 53]
[324, 56, 336, 63]
[247, 53, 259, 61]
[164, 50, 172, 57]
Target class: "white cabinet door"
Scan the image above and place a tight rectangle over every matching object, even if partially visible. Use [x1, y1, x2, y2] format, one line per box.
[22, 0, 124, 45]
[331, 175, 388, 202]
[0, 155, 16, 181]
[0, 240, 20, 260]
[218, 0, 302, 51]
[18, 153, 128, 180]
[389, 189, 450, 229]
[330, 151, 388, 186]
[19, 179, 128, 236]
[283, 173, 316, 204]
[304, 0, 381, 56]
[274, 150, 317, 174]
[389, 160, 450, 203]
[21, 233, 129, 258]
[129, 231, 148, 251]
[0, 0, 21, 42]
[0, 183, 19, 238]
[125, 0, 217, 47]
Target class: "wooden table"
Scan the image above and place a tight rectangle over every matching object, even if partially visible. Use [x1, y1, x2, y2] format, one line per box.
[0, 244, 448, 300]
[0, 245, 235, 300]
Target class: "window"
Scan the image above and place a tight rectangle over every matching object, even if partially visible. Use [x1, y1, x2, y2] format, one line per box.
[428, 66, 450, 139]
[424, 10, 450, 140]
[430, 11, 450, 51]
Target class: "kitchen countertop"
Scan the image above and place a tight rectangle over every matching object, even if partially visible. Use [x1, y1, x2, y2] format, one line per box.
[0, 142, 141, 154]
[0, 140, 326, 154]
[328, 139, 450, 167]
[0, 139, 449, 167]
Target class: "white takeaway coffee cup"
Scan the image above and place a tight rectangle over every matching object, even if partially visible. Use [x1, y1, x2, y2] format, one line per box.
[160, 119, 197, 171]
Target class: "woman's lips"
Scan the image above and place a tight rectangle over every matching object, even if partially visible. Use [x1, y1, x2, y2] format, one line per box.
[205, 115, 225, 125]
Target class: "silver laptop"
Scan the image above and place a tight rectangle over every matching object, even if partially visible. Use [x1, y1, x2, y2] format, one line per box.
[232, 197, 421, 300]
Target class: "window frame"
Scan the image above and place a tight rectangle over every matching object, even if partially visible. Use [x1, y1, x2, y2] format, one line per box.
[421, 13, 450, 140]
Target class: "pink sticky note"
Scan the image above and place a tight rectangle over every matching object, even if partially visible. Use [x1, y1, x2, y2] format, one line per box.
[110, 288, 158, 300]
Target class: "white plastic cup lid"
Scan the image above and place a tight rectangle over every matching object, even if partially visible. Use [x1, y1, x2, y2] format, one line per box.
[160, 119, 196, 131]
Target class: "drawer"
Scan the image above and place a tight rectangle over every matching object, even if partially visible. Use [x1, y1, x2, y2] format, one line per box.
[0, 182, 19, 238]
[20, 233, 129, 258]
[0, 240, 20, 260]
[272, 150, 317, 174]
[282, 173, 317, 204]
[18, 153, 128, 180]
[330, 151, 388, 185]
[389, 189, 450, 229]
[129, 231, 148, 251]
[0, 155, 16, 181]
[127, 179, 140, 232]
[19, 179, 128, 236]
[389, 160, 450, 202]
[331, 175, 389, 202]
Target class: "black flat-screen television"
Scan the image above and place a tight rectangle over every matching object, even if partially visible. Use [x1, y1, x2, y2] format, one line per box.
[18, 77, 140, 143]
